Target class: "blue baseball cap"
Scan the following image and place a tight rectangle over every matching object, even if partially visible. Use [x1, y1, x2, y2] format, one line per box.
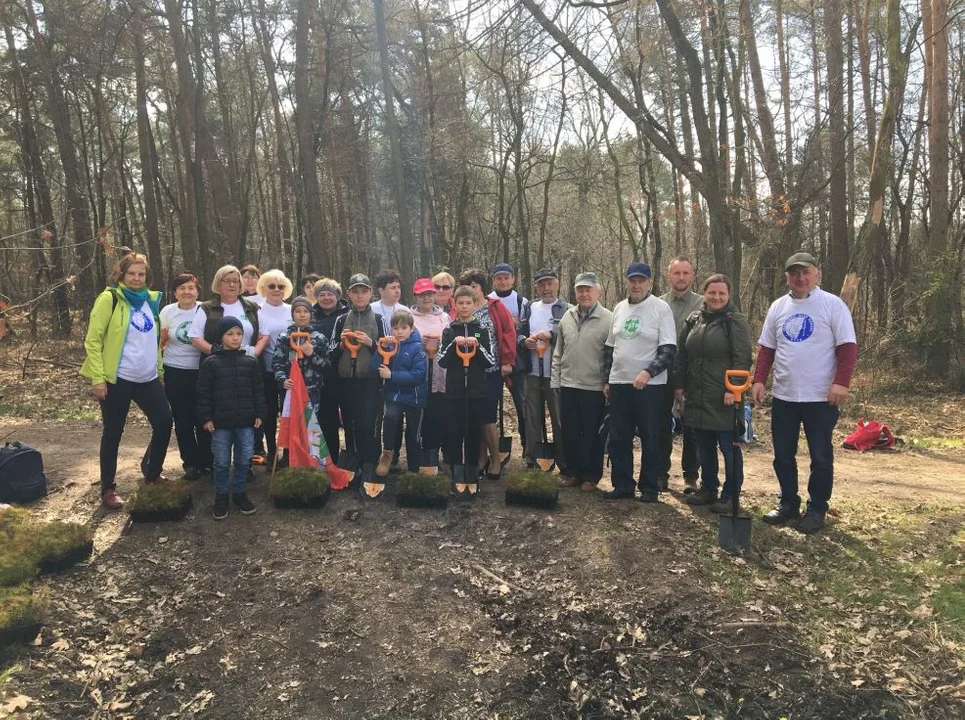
[491, 263, 514, 277]
[626, 262, 652, 279]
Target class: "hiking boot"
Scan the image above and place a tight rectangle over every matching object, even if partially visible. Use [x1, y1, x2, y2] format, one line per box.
[183, 467, 201, 482]
[685, 488, 718, 506]
[101, 489, 124, 510]
[796, 510, 827, 534]
[709, 498, 735, 514]
[213, 493, 229, 520]
[375, 450, 393, 477]
[233, 492, 256, 515]
[762, 503, 801, 525]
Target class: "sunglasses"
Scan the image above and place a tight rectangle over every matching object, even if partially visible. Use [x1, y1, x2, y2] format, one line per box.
[266, 283, 284, 290]
[434, 284, 452, 291]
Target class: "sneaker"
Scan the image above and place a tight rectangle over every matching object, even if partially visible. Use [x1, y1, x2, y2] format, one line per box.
[233, 492, 256, 515]
[101, 489, 124, 510]
[762, 503, 801, 525]
[638, 494, 660, 504]
[685, 488, 718, 506]
[683, 475, 699, 494]
[375, 450, 393, 477]
[601, 489, 634, 501]
[796, 510, 827, 534]
[213, 493, 229, 520]
[183, 467, 201, 482]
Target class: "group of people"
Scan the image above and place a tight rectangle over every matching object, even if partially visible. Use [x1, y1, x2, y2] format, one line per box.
[81, 250, 856, 533]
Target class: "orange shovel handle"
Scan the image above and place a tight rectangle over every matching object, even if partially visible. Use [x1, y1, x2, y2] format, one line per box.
[455, 340, 477, 368]
[289, 331, 311, 358]
[724, 369, 752, 402]
[422, 333, 441, 359]
[341, 331, 364, 359]
[535, 339, 548, 359]
[377, 336, 399, 365]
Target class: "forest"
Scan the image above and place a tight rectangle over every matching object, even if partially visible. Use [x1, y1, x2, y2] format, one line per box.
[0, 0, 963, 377]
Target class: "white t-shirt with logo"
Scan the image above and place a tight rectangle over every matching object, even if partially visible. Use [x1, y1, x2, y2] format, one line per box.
[605, 295, 677, 385]
[258, 302, 292, 371]
[160, 302, 201, 370]
[758, 286, 856, 402]
[117, 304, 159, 383]
[188, 300, 255, 346]
[527, 300, 555, 377]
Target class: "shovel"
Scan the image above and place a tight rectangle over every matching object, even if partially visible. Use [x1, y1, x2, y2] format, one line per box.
[336, 330, 366, 475]
[718, 369, 752, 552]
[364, 336, 399, 498]
[419, 333, 441, 476]
[498, 377, 513, 464]
[533, 338, 556, 472]
[455, 337, 478, 496]
[271, 330, 311, 482]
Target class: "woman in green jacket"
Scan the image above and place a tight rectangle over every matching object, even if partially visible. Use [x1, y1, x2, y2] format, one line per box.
[671, 274, 753, 513]
[81, 253, 172, 509]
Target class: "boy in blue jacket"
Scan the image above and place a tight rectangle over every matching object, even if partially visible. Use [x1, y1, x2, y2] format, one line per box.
[372, 309, 428, 480]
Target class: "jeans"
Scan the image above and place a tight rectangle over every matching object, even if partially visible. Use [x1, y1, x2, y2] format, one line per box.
[444, 396, 487, 467]
[211, 426, 254, 495]
[99, 377, 172, 492]
[163, 366, 203, 470]
[560, 387, 606, 482]
[338, 378, 382, 464]
[694, 429, 742, 499]
[771, 398, 839, 512]
[383, 402, 423, 472]
[524, 375, 564, 470]
[253, 371, 280, 456]
[608, 383, 670, 497]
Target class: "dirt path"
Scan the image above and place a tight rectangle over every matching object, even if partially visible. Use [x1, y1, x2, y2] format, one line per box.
[1, 418, 962, 719]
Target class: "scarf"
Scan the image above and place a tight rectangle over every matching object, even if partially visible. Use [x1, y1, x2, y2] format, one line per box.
[118, 283, 161, 317]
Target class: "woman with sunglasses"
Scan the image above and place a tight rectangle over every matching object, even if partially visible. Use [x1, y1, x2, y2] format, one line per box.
[432, 271, 455, 318]
[254, 270, 293, 464]
[310, 278, 349, 463]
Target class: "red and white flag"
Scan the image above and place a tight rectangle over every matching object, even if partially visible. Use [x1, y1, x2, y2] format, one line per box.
[278, 359, 351, 489]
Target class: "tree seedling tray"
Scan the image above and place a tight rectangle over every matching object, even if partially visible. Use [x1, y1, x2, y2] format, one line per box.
[0, 585, 45, 649]
[504, 469, 559, 510]
[127, 481, 194, 522]
[270, 467, 332, 509]
[1, 510, 94, 580]
[36, 538, 94, 575]
[395, 472, 449, 509]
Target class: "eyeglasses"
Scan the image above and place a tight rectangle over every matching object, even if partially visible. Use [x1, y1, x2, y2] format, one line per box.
[417, 291, 435, 298]
[266, 284, 284, 290]
[434, 284, 452, 291]
[221, 277, 240, 285]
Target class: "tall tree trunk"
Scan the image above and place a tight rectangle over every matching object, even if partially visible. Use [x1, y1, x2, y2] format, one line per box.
[293, 0, 331, 275]
[824, 0, 849, 294]
[374, 0, 415, 288]
[134, 21, 164, 291]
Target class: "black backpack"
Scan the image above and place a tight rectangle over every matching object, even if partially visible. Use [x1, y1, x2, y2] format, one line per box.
[0, 442, 48, 503]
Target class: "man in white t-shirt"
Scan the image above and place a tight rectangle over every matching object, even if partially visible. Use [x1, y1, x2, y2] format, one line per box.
[371, 268, 403, 321]
[752, 252, 857, 534]
[517, 268, 570, 472]
[602, 262, 677, 502]
[488, 263, 528, 454]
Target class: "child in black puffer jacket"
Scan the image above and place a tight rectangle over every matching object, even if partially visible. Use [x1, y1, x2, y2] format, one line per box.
[197, 316, 266, 520]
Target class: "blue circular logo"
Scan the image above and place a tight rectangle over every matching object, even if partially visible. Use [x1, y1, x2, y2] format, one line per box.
[781, 313, 813, 343]
[130, 308, 154, 333]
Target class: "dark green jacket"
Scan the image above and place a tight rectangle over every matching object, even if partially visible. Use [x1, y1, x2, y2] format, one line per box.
[671, 301, 753, 431]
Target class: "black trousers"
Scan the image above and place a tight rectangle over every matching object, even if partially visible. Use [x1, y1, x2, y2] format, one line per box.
[444, 396, 487, 467]
[261, 371, 280, 455]
[560, 387, 606, 482]
[100, 377, 172, 492]
[163, 365, 203, 470]
[421, 392, 445, 451]
[338, 378, 382, 464]
[508, 370, 527, 450]
[383, 402, 423, 472]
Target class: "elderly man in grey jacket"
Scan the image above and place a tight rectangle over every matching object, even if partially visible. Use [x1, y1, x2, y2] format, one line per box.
[551, 272, 613, 490]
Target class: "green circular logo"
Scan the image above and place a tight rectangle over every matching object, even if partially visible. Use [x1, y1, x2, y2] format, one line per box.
[622, 317, 640, 335]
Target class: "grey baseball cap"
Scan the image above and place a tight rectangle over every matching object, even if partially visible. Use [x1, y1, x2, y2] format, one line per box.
[785, 252, 818, 271]
[574, 272, 600, 288]
[348, 273, 372, 289]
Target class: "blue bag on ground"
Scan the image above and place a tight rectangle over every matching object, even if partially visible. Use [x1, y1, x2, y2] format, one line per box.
[0, 441, 48, 503]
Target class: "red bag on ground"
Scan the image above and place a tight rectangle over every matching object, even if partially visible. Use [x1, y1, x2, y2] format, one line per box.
[843, 418, 896, 451]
